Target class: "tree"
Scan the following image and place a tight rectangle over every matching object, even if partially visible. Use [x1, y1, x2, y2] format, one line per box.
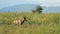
[32, 5, 43, 13]
[32, 10, 36, 13]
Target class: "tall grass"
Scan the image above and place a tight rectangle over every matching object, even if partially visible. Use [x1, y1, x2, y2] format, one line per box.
[0, 12, 60, 34]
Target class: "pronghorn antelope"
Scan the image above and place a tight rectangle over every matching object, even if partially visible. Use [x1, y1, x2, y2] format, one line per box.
[13, 16, 27, 25]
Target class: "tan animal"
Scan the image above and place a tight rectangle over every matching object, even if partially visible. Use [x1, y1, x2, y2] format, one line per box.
[13, 17, 27, 25]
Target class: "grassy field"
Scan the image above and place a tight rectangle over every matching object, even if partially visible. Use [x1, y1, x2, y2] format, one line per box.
[0, 12, 60, 34]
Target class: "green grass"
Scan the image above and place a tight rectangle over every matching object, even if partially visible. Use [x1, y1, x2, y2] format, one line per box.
[0, 12, 60, 34]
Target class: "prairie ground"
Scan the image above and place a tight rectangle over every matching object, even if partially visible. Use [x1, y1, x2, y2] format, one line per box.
[0, 12, 60, 34]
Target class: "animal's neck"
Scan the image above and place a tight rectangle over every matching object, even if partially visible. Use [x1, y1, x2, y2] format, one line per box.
[21, 19, 25, 25]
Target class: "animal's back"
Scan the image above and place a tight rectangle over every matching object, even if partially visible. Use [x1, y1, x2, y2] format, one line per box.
[13, 20, 21, 25]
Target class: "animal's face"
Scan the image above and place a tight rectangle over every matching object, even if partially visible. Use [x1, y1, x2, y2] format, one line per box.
[23, 17, 27, 21]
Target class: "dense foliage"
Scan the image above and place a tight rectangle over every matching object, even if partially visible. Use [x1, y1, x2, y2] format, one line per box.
[32, 5, 43, 13]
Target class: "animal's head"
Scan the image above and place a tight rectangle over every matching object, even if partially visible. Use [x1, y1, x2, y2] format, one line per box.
[22, 16, 27, 21]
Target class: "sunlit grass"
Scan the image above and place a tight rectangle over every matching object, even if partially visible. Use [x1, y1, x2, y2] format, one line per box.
[0, 12, 60, 34]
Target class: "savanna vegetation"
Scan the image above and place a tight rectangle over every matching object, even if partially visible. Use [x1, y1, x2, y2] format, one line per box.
[32, 5, 43, 13]
[0, 12, 60, 34]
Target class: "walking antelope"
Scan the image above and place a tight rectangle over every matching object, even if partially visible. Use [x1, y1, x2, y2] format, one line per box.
[13, 16, 27, 25]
